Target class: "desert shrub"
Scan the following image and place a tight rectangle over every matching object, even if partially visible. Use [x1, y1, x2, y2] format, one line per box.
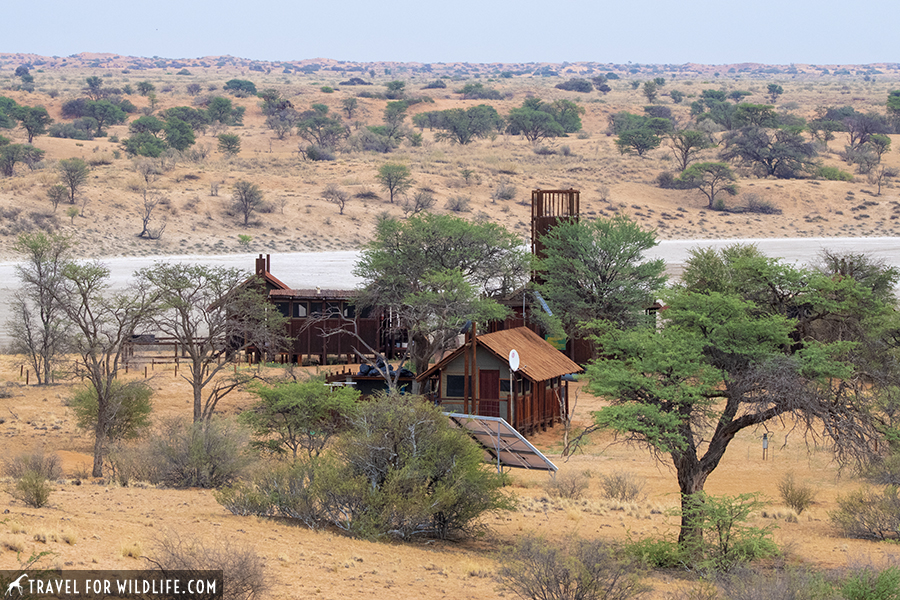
[744, 194, 782, 214]
[48, 121, 94, 140]
[545, 471, 590, 500]
[656, 171, 694, 190]
[3, 449, 62, 480]
[401, 190, 436, 216]
[718, 565, 835, 600]
[497, 534, 649, 600]
[560, 145, 572, 156]
[218, 395, 512, 540]
[216, 457, 337, 527]
[533, 145, 556, 155]
[830, 485, 900, 540]
[555, 78, 594, 93]
[841, 565, 900, 600]
[445, 195, 471, 212]
[303, 144, 335, 161]
[348, 129, 396, 153]
[599, 470, 646, 502]
[10, 471, 53, 508]
[145, 417, 253, 489]
[817, 165, 854, 181]
[863, 453, 900, 485]
[492, 181, 517, 202]
[777, 472, 816, 514]
[423, 80, 447, 89]
[148, 532, 265, 600]
[335, 394, 513, 539]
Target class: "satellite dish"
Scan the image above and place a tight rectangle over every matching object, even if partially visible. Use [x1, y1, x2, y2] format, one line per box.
[509, 349, 520, 372]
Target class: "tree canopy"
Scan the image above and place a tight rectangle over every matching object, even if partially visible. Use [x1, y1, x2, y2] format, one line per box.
[536, 215, 666, 340]
[354, 214, 527, 381]
[586, 244, 897, 543]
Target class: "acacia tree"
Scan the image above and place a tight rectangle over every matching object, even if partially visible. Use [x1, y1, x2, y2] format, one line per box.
[232, 180, 263, 225]
[678, 162, 738, 209]
[585, 246, 892, 544]
[719, 126, 816, 178]
[8, 232, 73, 385]
[615, 129, 661, 157]
[57, 158, 90, 204]
[15, 106, 53, 143]
[536, 215, 666, 341]
[54, 262, 159, 476]
[375, 162, 412, 203]
[137, 263, 290, 422]
[669, 130, 713, 171]
[354, 214, 528, 385]
[240, 378, 359, 459]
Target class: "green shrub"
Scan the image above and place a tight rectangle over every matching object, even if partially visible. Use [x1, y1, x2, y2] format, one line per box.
[11, 471, 53, 508]
[777, 472, 816, 514]
[830, 485, 900, 540]
[599, 470, 646, 502]
[625, 537, 685, 569]
[335, 394, 514, 539]
[219, 394, 513, 540]
[680, 493, 778, 573]
[497, 534, 649, 600]
[817, 166, 854, 181]
[842, 566, 900, 600]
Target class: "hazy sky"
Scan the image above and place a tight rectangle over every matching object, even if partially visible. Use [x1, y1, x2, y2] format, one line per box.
[6, 0, 898, 65]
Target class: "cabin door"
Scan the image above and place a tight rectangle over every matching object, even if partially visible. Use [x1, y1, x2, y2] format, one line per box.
[479, 370, 500, 417]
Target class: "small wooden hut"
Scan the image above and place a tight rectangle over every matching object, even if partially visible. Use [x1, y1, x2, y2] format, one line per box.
[417, 326, 582, 436]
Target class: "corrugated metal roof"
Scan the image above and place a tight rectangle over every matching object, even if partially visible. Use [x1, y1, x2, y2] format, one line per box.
[478, 327, 582, 382]
[268, 289, 362, 299]
[418, 326, 582, 382]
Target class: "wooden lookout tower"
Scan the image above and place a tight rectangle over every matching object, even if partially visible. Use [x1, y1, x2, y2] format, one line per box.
[531, 189, 579, 282]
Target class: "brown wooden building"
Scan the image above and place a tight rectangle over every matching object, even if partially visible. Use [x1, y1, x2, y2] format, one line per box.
[252, 254, 390, 364]
[417, 327, 582, 435]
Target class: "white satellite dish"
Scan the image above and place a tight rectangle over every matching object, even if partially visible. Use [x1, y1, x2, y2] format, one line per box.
[509, 349, 520, 372]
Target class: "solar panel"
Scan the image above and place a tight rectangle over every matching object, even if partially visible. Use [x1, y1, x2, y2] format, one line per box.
[444, 413, 558, 472]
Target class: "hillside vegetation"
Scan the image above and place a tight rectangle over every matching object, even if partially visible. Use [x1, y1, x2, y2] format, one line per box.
[0, 54, 899, 261]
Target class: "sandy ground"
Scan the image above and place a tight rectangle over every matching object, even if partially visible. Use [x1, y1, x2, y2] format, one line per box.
[2, 354, 900, 599]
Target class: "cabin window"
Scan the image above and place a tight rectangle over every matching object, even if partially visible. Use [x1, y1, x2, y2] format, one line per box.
[446, 375, 471, 398]
[343, 304, 356, 318]
[294, 302, 307, 318]
[326, 302, 341, 316]
[274, 302, 290, 318]
[310, 302, 323, 316]
[500, 380, 511, 393]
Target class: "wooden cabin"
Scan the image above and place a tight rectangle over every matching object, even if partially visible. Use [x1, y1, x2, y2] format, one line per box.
[417, 326, 582, 435]
[251, 254, 393, 365]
